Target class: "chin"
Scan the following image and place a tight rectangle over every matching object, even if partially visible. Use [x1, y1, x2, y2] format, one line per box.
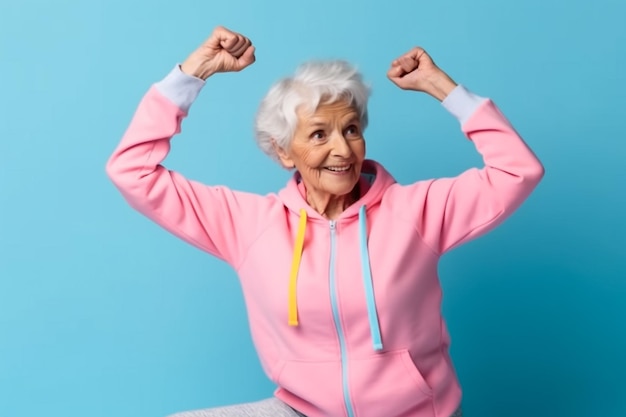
[328, 179, 360, 195]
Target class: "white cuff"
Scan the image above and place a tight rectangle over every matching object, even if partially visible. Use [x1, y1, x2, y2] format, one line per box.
[441, 85, 488, 126]
[154, 65, 206, 113]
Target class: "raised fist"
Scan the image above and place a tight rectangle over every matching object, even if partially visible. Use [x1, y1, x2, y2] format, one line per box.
[181, 26, 255, 80]
[387, 47, 457, 101]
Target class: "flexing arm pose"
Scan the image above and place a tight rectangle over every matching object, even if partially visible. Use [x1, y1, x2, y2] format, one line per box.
[107, 25, 543, 417]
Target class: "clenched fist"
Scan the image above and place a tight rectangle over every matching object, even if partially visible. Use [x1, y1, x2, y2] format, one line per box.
[181, 26, 256, 80]
[387, 47, 457, 101]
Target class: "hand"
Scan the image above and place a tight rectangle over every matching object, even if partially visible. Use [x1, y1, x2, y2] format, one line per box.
[181, 26, 256, 80]
[387, 47, 457, 101]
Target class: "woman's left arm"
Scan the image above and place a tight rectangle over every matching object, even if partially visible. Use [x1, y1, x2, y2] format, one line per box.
[388, 47, 545, 254]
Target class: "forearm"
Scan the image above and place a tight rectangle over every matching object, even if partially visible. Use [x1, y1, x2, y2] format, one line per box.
[414, 88, 544, 254]
[105, 66, 249, 263]
[440, 84, 544, 182]
[106, 66, 203, 196]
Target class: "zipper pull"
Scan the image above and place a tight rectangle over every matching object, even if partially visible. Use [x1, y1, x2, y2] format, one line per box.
[329, 220, 336, 230]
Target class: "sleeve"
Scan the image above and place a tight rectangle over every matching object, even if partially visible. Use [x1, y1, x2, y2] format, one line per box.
[397, 85, 545, 255]
[105, 65, 269, 267]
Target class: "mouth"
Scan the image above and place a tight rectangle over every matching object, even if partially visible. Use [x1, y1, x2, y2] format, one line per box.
[323, 164, 352, 173]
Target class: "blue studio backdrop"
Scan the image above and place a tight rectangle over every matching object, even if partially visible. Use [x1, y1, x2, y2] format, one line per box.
[1, 0, 625, 416]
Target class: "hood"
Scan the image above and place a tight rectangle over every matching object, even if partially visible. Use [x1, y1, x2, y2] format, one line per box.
[277, 160, 397, 352]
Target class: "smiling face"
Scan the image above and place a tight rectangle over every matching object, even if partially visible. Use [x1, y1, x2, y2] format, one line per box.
[275, 99, 366, 206]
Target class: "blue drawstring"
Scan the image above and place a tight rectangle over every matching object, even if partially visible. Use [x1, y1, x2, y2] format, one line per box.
[358, 205, 383, 351]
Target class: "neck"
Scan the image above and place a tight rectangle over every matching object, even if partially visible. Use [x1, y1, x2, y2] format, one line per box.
[306, 184, 360, 220]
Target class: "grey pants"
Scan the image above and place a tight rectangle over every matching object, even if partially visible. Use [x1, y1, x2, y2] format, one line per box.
[167, 398, 463, 417]
[167, 399, 305, 417]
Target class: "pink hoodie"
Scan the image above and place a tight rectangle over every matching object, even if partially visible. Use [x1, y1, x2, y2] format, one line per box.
[106, 66, 544, 417]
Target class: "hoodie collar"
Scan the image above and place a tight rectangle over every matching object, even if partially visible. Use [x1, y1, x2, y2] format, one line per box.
[278, 159, 396, 221]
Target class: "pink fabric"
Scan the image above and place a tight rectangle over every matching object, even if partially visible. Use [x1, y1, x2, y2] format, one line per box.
[106, 86, 543, 417]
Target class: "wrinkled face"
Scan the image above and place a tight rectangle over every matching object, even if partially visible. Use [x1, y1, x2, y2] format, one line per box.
[276, 99, 366, 199]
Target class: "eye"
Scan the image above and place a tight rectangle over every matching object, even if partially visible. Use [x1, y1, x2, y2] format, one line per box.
[310, 130, 326, 140]
[345, 124, 360, 137]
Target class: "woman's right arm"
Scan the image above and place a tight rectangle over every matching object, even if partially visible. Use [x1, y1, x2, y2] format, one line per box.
[105, 27, 260, 267]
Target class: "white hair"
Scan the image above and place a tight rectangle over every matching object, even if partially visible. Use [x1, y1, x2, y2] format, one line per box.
[254, 60, 371, 165]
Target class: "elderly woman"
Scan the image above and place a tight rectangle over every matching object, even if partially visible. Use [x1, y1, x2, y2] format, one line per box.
[106, 26, 543, 417]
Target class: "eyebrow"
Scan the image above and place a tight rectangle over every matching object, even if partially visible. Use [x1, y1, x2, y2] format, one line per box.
[307, 115, 360, 128]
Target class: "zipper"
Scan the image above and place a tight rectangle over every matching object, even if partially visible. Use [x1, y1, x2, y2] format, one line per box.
[329, 220, 356, 417]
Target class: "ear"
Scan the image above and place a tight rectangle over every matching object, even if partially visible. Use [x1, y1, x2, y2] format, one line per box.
[272, 139, 295, 169]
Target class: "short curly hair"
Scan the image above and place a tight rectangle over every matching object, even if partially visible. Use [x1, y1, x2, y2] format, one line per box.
[254, 60, 371, 165]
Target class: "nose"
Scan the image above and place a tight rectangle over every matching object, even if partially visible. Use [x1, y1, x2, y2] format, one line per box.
[329, 130, 352, 158]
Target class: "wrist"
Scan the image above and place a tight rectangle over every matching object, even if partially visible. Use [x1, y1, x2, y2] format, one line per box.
[181, 57, 215, 81]
[424, 71, 457, 101]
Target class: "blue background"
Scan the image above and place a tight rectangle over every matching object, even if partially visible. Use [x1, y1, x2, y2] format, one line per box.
[1, 0, 625, 416]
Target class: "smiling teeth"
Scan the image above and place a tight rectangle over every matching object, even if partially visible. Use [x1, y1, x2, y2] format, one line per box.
[326, 166, 350, 172]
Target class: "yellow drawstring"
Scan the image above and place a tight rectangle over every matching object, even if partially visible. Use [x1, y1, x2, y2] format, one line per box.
[288, 209, 307, 326]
